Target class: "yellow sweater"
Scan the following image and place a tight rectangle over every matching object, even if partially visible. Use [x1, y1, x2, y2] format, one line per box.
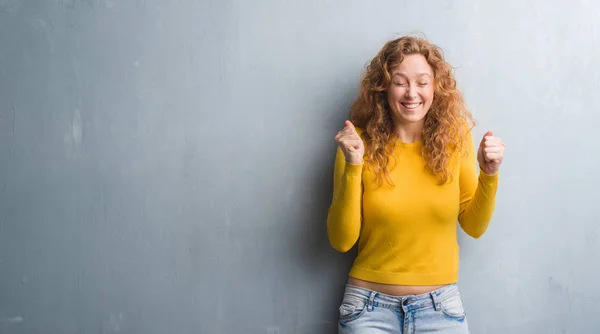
[327, 128, 498, 285]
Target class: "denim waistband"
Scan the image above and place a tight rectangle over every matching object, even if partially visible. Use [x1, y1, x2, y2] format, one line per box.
[343, 283, 461, 312]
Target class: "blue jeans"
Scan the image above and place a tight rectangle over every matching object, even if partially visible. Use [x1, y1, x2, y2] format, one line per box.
[338, 283, 469, 333]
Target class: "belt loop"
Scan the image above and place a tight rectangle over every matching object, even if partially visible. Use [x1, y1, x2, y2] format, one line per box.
[430, 291, 441, 311]
[367, 291, 376, 311]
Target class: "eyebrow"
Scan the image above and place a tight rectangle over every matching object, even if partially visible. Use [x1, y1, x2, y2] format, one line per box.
[392, 73, 432, 78]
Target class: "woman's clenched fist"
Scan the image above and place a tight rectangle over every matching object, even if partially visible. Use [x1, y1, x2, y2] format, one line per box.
[335, 121, 365, 165]
[477, 130, 505, 175]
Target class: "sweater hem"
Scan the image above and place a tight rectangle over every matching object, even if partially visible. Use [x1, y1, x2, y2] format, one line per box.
[349, 266, 458, 286]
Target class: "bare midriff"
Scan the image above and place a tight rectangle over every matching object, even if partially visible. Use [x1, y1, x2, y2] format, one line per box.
[347, 276, 446, 296]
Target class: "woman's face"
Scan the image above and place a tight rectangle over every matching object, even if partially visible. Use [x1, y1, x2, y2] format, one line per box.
[386, 54, 435, 126]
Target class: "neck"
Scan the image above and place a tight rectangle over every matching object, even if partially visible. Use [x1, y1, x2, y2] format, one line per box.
[394, 121, 424, 143]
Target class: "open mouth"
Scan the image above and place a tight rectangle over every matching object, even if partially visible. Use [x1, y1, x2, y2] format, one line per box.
[401, 102, 422, 110]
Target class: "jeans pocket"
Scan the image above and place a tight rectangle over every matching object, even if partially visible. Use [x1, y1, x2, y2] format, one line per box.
[440, 294, 466, 320]
[338, 295, 368, 324]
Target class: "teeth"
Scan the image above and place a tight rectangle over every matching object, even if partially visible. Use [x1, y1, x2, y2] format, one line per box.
[404, 103, 420, 109]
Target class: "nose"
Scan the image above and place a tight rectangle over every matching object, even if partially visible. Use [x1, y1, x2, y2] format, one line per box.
[405, 85, 417, 99]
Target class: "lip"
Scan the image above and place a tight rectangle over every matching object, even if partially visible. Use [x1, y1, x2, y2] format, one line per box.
[401, 102, 422, 109]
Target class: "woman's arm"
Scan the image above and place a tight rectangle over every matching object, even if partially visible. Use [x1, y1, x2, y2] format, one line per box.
[326, 146, 363, 252]
[458, 130, 499, 238]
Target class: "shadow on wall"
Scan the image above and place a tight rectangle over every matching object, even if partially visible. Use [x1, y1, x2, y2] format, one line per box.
[287, 78, 360, 333]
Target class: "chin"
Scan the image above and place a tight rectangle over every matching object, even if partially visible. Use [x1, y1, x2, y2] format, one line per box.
[399, 112, 427, 123]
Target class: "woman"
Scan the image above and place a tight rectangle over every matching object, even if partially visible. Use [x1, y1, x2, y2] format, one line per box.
[327, 35, 505, 333]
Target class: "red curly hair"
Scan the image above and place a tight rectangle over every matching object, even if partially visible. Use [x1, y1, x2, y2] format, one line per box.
[350, 35, 475, 186]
